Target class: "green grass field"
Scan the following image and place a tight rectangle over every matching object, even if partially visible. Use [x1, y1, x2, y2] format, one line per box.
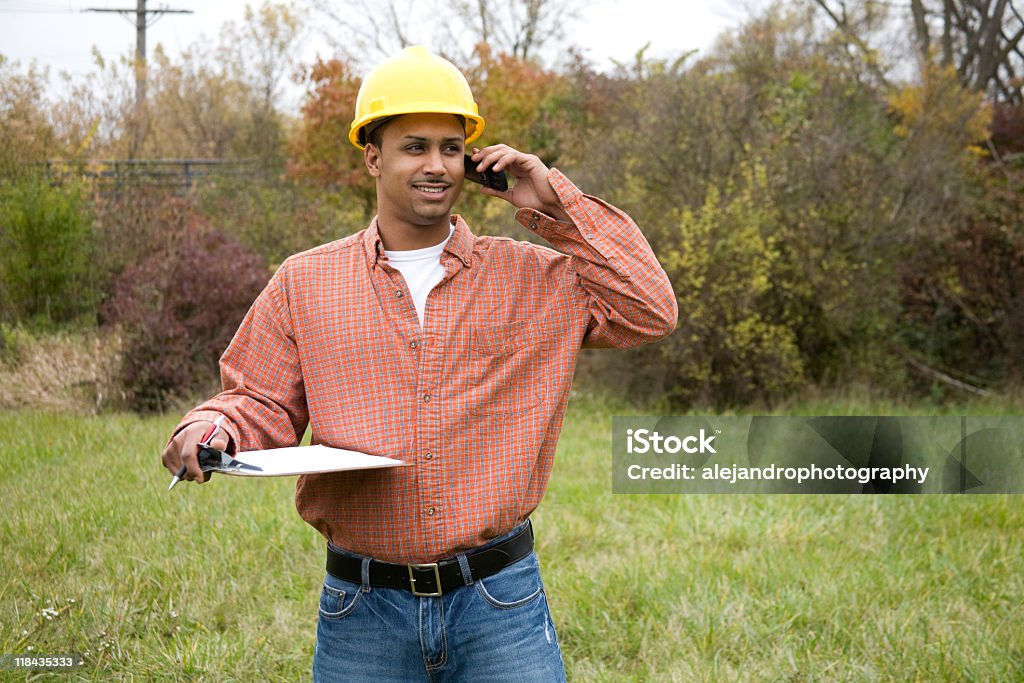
[2, 396, 1022, 681]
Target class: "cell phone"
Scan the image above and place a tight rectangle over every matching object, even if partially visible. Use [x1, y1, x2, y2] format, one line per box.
[464, 154, 508, 192]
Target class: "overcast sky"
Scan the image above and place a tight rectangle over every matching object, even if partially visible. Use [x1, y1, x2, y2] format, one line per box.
[1, 1, 758, 108]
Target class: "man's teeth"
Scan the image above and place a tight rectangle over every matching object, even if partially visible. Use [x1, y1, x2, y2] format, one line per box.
[418, 186, 445, 193]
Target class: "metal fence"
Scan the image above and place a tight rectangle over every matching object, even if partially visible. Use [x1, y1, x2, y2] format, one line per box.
[43, 158, 258, 196]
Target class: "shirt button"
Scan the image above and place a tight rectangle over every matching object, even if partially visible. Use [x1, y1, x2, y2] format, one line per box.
[410, 341, 418, 349]
[423, 394, 431, 403]
[425, 450, 433, 460]
[396, 290, 403, 297]
[427, 506, 436, 516]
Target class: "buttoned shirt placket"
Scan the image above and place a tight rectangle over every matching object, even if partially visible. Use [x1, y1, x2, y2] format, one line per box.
[370, 232, 468, 558]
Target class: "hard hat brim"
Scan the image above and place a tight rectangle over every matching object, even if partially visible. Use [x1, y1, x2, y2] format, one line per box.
[349, 106, 485, 150]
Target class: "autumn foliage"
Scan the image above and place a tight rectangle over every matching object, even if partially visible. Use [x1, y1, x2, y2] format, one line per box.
[100, 200, 269, 412]
[287, 58, 369, 193]
[5, 2, 1024, 411]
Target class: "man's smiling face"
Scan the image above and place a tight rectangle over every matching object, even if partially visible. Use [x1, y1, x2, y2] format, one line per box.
[366, 112, 466, 241]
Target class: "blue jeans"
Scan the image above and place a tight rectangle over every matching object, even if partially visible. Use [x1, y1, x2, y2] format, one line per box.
[313, 522, 566, 682]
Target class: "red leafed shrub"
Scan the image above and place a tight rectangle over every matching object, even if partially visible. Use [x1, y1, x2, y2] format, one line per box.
[102, 199, 269, 412]
[990, 103, 1024, 156]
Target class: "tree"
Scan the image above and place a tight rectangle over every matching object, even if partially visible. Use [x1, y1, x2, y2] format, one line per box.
[302, 0, 429, 64]
[144, 44, 252, 159]
[566, 3, 1002, 404]
[302, 0, 582, 68]
[812, 0, 1024, 101]
[0, 56, 57, 177]
[218, 2, 306, 165]
[444, 0, 583, 62]
[221, 2, 304, 113]
[909, 0, 1024, 101]
[35, 2, 304, 164]
[30, 48, 139, 161]
[0, 178, 97, 325]
[287, 57, 375, 217]
[141, 3, 305, 164]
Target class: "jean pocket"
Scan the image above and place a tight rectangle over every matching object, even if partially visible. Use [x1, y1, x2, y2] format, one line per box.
[318, 576, 364, 620]
[475, 552, 544, 610]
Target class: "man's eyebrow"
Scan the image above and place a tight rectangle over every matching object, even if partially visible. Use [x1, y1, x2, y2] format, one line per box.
[401, 135, 464, 143]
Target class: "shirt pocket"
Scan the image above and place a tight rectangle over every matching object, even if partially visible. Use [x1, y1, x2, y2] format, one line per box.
[467, 320, 543, 415]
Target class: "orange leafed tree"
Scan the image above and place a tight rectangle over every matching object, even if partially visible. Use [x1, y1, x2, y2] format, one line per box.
[287, 57, 374, 215]
[462, 44, 571, 163]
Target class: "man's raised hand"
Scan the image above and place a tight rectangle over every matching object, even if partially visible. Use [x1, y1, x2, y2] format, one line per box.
[469, 145, 570, 222]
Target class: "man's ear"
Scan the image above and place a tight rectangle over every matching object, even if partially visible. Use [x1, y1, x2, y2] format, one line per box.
[364, 143, 382, 178]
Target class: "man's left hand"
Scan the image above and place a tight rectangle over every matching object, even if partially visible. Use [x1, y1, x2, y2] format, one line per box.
[469, 145, 570, 222]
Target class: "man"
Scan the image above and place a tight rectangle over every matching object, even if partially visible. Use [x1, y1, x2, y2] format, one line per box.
[162, 46, 677, 682]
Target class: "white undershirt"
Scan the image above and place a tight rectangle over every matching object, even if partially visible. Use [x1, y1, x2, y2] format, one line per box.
[383, 227, 453, 326]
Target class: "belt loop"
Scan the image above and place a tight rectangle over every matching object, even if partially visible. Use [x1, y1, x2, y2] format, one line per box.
[456, 553, 474, 586]
[360, 557, 371, 589]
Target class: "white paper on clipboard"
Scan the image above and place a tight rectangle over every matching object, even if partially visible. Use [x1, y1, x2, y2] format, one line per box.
[213, 444, 410, 477]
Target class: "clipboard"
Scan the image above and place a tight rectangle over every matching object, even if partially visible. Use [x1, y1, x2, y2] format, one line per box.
[202, 444, 410, 477]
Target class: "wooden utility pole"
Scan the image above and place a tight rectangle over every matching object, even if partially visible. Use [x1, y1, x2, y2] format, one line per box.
[86, 1, 193, 152]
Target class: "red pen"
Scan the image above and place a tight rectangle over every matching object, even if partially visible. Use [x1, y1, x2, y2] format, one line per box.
[168, 415, 226, 491]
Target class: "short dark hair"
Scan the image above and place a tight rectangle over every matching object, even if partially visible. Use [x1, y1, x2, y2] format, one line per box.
[361, 116, 396, 149]
[361, 114, 467, 149]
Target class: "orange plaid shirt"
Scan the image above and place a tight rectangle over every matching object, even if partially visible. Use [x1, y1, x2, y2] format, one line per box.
[176, 169, 677, 563]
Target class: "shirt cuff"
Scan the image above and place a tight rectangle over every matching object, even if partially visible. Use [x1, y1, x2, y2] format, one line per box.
[514, 168, 581, 235]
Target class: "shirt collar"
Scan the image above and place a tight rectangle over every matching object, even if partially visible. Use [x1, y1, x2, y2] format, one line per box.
[444, 215, 474, 268]
[363, 215, 474, 268]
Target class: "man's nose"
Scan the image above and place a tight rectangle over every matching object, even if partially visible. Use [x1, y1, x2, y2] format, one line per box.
[422, 148, 446, 175]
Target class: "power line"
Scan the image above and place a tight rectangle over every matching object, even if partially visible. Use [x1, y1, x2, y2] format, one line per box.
[0, 7, 79, 13]
[0, 1, 88, 11]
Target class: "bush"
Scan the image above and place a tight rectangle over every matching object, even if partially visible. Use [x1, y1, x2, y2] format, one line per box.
[102, 199, 269, 413]
[0, 323, 123, 413]
[0, 177, 98, 325]
[658, 163, 804, 407]
[192, 174, 365, 268]
[899, 161, 1024, 395]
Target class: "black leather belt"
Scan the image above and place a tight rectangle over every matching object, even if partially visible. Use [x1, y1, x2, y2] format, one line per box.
[326, 521, 534, 597]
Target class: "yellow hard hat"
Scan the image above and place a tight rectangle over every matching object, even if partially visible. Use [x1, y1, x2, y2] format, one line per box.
[349, 45, 485, 149]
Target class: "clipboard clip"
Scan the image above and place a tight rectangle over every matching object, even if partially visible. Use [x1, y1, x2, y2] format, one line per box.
[197, 444, 264, 473]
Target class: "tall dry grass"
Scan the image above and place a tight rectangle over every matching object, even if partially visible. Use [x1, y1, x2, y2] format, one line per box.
[0, 326, 124, 413]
